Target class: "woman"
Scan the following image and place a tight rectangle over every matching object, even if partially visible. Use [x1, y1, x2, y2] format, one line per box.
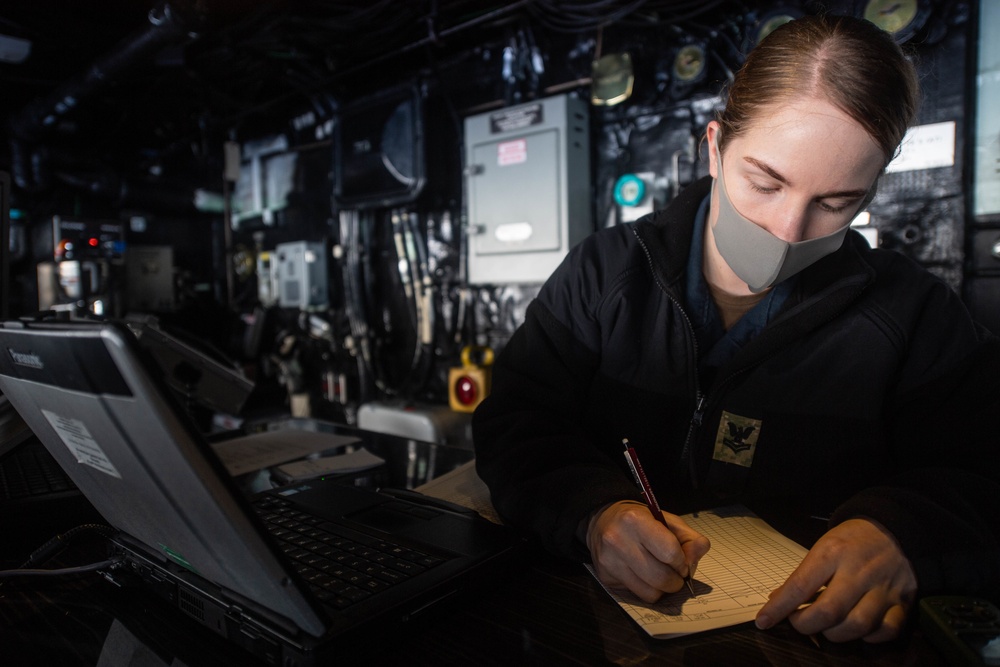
[473, 14, 1000, 643]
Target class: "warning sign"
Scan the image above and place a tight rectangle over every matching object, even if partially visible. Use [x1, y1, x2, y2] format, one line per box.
[497, 139, 527, 166]
[489, 103, 543, 133]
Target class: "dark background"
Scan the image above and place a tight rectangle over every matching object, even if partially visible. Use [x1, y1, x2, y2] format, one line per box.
[0, 0, 990, 421]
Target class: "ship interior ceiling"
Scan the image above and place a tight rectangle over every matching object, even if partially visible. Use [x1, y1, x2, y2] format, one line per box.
[1, 0, 997, 443]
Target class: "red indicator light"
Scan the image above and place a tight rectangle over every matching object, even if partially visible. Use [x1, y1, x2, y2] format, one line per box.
[454, 376, 478, 406]
[88, 237, 99, 247]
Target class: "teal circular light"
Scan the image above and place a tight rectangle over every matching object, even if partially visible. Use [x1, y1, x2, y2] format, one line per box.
[614, 174, 646, 207]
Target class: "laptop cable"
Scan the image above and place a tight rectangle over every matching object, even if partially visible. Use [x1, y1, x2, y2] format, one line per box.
[0, 522, 122, 582]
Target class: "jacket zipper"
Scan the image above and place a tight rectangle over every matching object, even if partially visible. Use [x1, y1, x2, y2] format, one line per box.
[631, 227, 706, 489]
[683, 393, 707, 489]
[631, 226, 873, 492]
[679, 286, 867, 489]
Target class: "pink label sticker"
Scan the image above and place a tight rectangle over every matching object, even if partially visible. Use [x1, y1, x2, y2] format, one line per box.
[497, 139, 527, 166]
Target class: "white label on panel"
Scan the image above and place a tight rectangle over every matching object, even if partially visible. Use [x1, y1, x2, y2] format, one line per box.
[886, 121, 956, 173]
[494, 222, 534, 243]
[41, 409, 122, 478]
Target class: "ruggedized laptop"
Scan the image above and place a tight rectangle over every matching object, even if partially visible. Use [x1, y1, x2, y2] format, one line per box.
[0, 318, 521, 665]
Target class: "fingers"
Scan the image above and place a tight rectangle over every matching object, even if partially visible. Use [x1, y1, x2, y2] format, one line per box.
[756, 553, 832, 630]
[588, 502, 710, 601]
[786, 583, 868, 639]
[610, 543, 691, 602]
[663, 513, 712, 572]
[788, 592, 909, 643]
[755, 519, 917, 644]
[862, 603, 909, 643]
[643, 512, 708, 577]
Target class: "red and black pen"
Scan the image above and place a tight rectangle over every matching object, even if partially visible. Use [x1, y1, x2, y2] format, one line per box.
[623, 438, 696, 597]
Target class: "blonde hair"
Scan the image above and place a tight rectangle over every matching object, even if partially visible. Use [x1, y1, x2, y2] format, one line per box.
[717, 14, 920, 168]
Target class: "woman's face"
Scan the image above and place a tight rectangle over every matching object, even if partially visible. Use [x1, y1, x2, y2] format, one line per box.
[707, 97, 885, 243]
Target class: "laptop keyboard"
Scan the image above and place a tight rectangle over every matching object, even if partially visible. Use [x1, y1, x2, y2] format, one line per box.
[254, 495, 445, 610]
[0, 441, 76, 501]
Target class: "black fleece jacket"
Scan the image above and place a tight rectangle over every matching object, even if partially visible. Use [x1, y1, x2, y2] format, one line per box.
[473, 176, 1000, 600]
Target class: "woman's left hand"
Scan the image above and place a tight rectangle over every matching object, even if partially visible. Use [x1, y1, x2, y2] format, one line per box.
[754, 518, 917, 643]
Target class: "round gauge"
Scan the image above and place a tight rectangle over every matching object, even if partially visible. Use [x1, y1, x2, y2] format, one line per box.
[862, 0, 930, 42]
[673, 44, 706, 83]
[591, 53, 635, 106]
[232, 245, 256, 281]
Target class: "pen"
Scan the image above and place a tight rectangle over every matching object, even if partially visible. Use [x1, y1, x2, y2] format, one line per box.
[622, 438, 697, 597]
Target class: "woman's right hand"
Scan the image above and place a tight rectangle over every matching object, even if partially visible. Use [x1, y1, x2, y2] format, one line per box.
[586, 500, 711, 602]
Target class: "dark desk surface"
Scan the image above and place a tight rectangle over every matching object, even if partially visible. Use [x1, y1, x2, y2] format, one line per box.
[0, 420, 950, 666]
[0, 557, 949, 666]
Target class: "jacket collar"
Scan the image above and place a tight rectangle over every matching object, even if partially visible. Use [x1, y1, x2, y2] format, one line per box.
[633, 175, 710, 298]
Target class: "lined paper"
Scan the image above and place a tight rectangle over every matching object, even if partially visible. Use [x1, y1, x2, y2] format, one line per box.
[589, 505, 808, 638]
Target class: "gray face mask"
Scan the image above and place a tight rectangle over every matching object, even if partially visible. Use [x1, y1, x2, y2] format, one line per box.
[711, 135, 855, 293]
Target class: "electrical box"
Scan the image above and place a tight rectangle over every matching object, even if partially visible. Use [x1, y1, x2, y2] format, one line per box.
[51, 216, 125, 262]
[124, 245, 175, 312]
[464, 94, 591, 284]
[232, 134, 297, 229]
[274, 241, 328, 309]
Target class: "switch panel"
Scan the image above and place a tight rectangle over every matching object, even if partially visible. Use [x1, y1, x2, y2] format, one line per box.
[464, 94, 591, 284]
[274, 241, 328, 309]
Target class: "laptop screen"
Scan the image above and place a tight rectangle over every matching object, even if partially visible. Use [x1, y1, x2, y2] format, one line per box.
[0, 320, 326, 636]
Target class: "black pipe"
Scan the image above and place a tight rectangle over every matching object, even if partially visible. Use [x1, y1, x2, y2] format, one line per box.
[53, 170, 210, 214]
[8, 3, 199, 191]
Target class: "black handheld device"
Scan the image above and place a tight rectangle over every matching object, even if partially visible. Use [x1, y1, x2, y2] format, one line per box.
[919, 596, 1000, 666]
